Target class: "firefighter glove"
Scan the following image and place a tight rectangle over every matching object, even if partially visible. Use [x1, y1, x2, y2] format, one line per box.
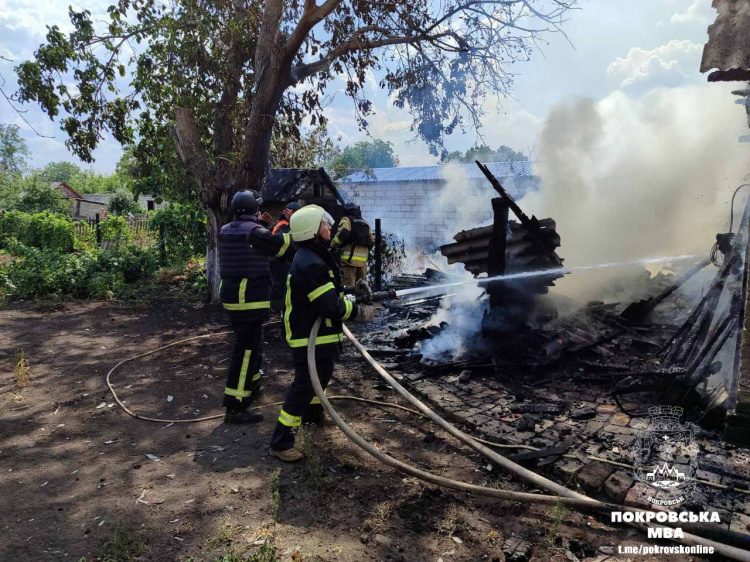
[355, 304, 376, 322]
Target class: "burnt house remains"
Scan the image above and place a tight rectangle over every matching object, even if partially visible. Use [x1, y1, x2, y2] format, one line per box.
[261, 168, 344, 219]
[440, 162, 564, 365]
[700, 0, 750, 439]
[380, 159, 750, 448]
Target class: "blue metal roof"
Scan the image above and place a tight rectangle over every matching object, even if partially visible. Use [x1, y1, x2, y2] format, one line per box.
[338, 160, 535, 183]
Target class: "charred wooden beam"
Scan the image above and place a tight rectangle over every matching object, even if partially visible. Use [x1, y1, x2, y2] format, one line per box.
[619, 258, 710, 323]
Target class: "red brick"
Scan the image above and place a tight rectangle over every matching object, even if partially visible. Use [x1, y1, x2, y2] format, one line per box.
[603, 471, 634, 504]
[575, 462, 616, 494]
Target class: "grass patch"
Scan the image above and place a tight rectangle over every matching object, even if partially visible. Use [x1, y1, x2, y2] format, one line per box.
[271, 468, 281, 522]
[364, 501, 394, 534]
[437, 502, 460, 538]
[95, 521, 149, 562]
[544, 496, 567, 550]
[14, 347, 31, 389]
[298, 427, 325, 485]
[206, 520, 243, 550]
[208, 540, 280, 562]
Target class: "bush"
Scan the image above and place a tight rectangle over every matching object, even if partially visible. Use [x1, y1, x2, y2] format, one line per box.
[149, 203, 206, 265]
[15, 176, 73, 215]
[367, 232, 406, 286]
[107, 190, 143, 215]
[1, 245, 161, 301]
[0, 210, 75, 253]
[100, 215, 135, 248]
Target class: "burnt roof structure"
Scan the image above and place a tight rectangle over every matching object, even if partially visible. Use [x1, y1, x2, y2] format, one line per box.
[263, 168, 343, 205]
[700, 0, 750, 82]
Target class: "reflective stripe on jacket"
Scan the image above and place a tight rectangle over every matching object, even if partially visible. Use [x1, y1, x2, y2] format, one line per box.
[219, 214, 292, 317]
[331, 216, 374, 266]
[284, 242, 359, 362]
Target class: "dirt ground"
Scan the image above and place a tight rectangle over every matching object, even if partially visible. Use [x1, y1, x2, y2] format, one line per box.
[0, 298, 697, 561]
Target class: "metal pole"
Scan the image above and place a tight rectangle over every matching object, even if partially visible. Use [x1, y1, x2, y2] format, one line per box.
[375, 218, 382, 291]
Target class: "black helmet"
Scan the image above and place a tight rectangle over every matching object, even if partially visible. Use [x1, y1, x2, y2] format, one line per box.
[249, 189, 264, 207]
[343, 202, 361, 217]
[231, 190, 258, 216]
[286, 202, 302, 212]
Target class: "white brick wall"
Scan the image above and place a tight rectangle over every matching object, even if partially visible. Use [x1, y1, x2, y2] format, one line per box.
[341, 176, 538, 250]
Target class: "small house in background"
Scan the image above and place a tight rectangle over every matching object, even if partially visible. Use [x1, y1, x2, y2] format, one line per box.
[51, 181, 107, 220]
[72, 193, 167, 220]
[53, 181, 167, 219]
[337, 161, 540, 250]
[262, 168, 345, 220]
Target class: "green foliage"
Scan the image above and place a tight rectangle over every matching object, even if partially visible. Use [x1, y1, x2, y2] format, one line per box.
[328, 139, 400, 180]
[15, 0, 571, 180]
[270, 122, 336, 169]
[271, 468, 281, 523]
[107, 190, 143, 215]
[209, 541, 280, 562]
[38, 161, 81, 183]
[156, 258, 207, 295]
[0, 124, 29, 210]
[16, 173, 72, 215]
[100, 215, 135, 247]
[444, 144, 528, 164]
[1, 244, 160, 300]
[149, 203, 207, 265]
[0, 210, 75, 253]
[98, 521, 149, 562]
[37, 161, 125, 195]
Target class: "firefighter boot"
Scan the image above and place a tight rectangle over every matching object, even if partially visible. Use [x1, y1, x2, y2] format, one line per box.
[269, 447, 305, 462]
[224, 409, 264, 424]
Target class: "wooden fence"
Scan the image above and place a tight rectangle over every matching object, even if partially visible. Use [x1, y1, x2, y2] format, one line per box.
[73, 217, 155, 247]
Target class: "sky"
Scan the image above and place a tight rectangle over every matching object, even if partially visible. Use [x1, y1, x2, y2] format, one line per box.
[0, 0, 738, 173]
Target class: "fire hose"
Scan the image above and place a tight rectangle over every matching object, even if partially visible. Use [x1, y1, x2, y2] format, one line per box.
[104, 319, 750, 557]
[307, 316, 750, 560]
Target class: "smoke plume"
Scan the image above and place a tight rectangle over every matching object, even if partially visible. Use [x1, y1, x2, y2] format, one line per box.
[418, 84, 748, 361]
[522, 84, 749, 301]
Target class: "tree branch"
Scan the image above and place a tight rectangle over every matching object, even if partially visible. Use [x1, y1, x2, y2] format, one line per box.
[0, 80, 55, 139]
[172, 108, 211, 186]
[293, 27, 453, 81]
[284, 0, 343, 60]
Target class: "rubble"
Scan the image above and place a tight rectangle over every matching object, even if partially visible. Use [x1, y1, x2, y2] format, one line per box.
[353, 163, 750, 523]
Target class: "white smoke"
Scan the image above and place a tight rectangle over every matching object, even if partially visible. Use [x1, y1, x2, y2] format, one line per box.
[433, 164, 495, 233]
[419, 83, 749, 360]
[419, 283, 486, 362]
[521, 84, 749, 301]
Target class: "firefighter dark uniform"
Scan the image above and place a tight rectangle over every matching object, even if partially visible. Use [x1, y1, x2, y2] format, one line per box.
[269, 216, 292, 312]
[331, 204, 375, 288]
[269, 239, 359, 450]
[219, 194, 292, 423]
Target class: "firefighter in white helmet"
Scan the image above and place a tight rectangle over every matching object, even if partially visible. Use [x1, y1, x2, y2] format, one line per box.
[269, 205, 375, 462]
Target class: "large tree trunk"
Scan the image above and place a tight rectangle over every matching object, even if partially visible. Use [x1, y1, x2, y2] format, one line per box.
[173, 108, 229, 303]
[172, 0, 292, 304]
[205, 205, 224, 303]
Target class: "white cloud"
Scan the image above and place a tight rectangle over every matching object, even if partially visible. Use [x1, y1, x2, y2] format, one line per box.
[670, 0, 715, 25]
[606, 40, 703, 94]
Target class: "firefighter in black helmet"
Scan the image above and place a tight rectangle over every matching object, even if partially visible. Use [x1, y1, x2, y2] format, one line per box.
[218, 190, 293, 424]
[331, 203, 375, 288]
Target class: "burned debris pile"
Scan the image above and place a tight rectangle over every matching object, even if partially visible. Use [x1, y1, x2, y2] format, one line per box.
[362, 162, 750, 435]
